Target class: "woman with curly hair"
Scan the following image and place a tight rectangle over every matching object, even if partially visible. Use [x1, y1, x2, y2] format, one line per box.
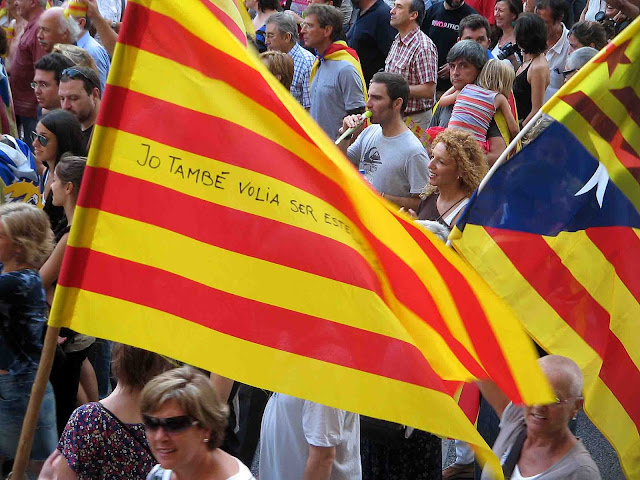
[416, 129, 488, 228]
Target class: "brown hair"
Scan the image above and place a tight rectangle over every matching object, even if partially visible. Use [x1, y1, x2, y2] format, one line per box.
[55, 154, 87, 198]
[423, 129, 488, 197]
[141, 366, 229, 449]
[111, 344, 176, 390]
[260, 51, 295, 90]
[0, 203, 54, 268]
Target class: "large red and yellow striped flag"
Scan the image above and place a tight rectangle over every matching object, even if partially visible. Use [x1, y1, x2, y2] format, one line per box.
[452, 18, 640, 477]
[49, 0, 553, 472]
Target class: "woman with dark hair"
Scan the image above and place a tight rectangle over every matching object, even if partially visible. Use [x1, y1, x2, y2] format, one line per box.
[568, 20, 607, 52]
[245, 0, 281, 52]
[33, 109, 86, 232]
[491, 0, 523, 62]
[513, 13, 550, 126]
[54, 344, 175, 479]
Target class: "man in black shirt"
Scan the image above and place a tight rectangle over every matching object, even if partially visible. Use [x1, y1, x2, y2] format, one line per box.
[420, 0, 477, 92]
[58, 66, 101, 151]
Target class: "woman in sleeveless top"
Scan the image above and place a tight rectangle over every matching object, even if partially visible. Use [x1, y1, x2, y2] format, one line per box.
[491, 0, 523, 67]
[513, 14, 550, 126]
[415, 129, 488, 229]
[54, 344, 175, 479]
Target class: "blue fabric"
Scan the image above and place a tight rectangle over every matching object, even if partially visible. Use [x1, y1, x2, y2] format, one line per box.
[458, 121, 640, 235]
[0, 270, 49, 376]
[77, 31, 111, 94]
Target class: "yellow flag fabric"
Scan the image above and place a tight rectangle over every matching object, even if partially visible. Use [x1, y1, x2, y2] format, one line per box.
[49, 0, 554, 474]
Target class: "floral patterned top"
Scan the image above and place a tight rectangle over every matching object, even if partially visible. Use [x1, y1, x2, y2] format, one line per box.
[58, 402, 155, 479]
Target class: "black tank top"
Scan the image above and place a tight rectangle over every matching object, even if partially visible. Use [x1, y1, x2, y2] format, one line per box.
[513, 61, 533, 122]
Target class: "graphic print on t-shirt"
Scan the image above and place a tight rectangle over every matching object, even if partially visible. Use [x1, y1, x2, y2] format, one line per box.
[362, 146, 381, 182]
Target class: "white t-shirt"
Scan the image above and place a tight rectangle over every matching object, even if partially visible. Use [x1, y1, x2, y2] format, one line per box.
[512, 465, 542, 480]
[544, 24, 570, 102]
[584, 0, 606, 20]
[259, 393, 361, 480]
[347, 125, 430, 197]
[146, 458, 254, 480]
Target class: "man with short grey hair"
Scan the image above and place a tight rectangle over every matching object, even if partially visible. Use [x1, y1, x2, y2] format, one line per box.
[563, 46, 597, 83]
[37, 7, 81, 52]
[266, 12, 315, 109]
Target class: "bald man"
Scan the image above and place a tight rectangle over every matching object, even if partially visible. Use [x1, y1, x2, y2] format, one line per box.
[37, 7, 80, 52]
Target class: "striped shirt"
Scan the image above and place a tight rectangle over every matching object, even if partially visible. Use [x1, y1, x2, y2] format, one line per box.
[448, 84, 498, 142]
[385, 27, 438, 114]
[288, 43, 316, 109]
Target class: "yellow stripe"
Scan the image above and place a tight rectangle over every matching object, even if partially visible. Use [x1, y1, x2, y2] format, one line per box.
[132, 0, 246, 48]
[544, 231, 640, 370]
[452, 225, 600, 379]
[584, 376, 640, 479]
[50, 287, 505, 479]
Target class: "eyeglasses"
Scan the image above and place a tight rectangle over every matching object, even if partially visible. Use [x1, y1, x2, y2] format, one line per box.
[537, 396, 582, 407]
[30, 81, 51, 90]
[554, 67, 577, 79]
[31, 131, 49, 147]
[142, 414, 198, 434]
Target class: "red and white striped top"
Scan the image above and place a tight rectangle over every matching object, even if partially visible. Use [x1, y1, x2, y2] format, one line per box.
[448, 84, 498, 142]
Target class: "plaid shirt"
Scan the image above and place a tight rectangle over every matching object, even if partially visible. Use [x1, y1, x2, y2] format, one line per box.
[385, 28, 438, 114]
[288, 42, 316, 109]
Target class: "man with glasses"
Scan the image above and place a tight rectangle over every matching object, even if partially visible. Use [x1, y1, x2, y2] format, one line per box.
[265, 12, 315, 109]
[302, 4, 366, 140]
[10, 0, 48, 143]
[58, 66, 101, 149]
[32, 52, 75, 116]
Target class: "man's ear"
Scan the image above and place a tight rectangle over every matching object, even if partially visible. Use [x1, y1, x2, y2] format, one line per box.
[78, 17, 87, 30]
[92, 87, 101, 100]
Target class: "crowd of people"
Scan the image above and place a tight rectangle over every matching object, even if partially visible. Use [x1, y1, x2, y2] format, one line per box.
[0, 0, 629, 476]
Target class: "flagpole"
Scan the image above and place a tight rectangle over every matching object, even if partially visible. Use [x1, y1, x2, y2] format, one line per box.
[10, 325, 60, 480]
[477, 109, 545, 194]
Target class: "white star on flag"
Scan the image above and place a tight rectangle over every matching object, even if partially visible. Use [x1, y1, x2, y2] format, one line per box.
[574, 162, 609, 208]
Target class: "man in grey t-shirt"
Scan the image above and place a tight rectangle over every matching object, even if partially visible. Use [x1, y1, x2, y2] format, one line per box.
[338, 72, 429, 211]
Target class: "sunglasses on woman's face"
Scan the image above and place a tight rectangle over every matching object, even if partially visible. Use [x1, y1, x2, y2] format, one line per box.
[142, 414, 198, 434]
[31, 131, 48, 147]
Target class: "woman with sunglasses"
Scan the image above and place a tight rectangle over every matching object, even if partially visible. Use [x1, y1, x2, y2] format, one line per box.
[32, 109, 86, 234]
[141, 366, 255, 480]
[52, 344, 174, 479]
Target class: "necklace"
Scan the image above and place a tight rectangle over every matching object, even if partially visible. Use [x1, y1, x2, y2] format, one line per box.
[436, 195, 466, 224]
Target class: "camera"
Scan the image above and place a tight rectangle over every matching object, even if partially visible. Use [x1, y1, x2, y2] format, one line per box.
[497, 42, 520, 60]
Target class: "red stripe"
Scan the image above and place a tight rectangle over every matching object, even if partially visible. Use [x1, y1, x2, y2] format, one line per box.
[78, 166, 383, 295]
[114, 2, 310, 142]
[60, 247, 459, 395]
[196, 0, 247, 46]
[487, 227, 640, 427]
[400, 222, 523, 402]
[586, 227, 640, 301]
[96, 88, 506, 387]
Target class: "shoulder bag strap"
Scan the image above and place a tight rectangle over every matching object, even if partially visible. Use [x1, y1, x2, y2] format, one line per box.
[502, 428, 527, 480]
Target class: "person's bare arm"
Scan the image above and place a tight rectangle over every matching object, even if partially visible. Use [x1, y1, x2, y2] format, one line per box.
[606, 0, 639, 17]
[409, 82, 436, 101]
[523, 63, 549, 127]
[210, 373, 234, 402]
[85, 0, 119, 56]
[438, 87, 459, 107]
[40, 233, 68, 299]
[55, 453, 80, 480]
[476, 379, 510, 419]
[336, 114, 366, 154]
[303, 445, 336, 480]
[486, 134, 507, 166]
[383, 193, 421, 211]
[495, 94, 520, 139]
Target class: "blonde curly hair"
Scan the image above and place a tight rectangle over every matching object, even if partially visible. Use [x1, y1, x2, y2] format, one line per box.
[0, 203, 54, 268]
[422, 129, 488, 198]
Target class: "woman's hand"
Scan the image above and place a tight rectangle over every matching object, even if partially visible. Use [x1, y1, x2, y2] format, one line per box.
[399, 207, 418, 219]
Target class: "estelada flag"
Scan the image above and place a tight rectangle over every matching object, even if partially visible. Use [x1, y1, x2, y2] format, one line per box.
[48, 0, 553, 473]
[451, 19, 640, 477]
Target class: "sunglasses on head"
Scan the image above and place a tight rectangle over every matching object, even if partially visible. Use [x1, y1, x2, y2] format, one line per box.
[142, 414, 198, 433]
[61, 67, 92, 82]
[31, 131, 48, 147]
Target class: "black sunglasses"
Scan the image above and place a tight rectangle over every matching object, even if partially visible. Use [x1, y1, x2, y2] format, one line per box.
[554, 67, 577, 79]
[31, 131, 48, 147]
[142, 414, 198, 434]
[61, 67, 93, 82]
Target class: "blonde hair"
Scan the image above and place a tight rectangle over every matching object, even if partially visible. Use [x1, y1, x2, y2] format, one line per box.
[140, 366, 229, 449]
[52, 44, 99, 75]
[422, 129, 488, 198]
[476, 59, 515, 98]
[0, 203, 54, 268]
[260, 50, 295, 90]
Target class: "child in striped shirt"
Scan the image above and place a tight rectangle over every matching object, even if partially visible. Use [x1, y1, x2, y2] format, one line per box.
[439, 59, 519, 151]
